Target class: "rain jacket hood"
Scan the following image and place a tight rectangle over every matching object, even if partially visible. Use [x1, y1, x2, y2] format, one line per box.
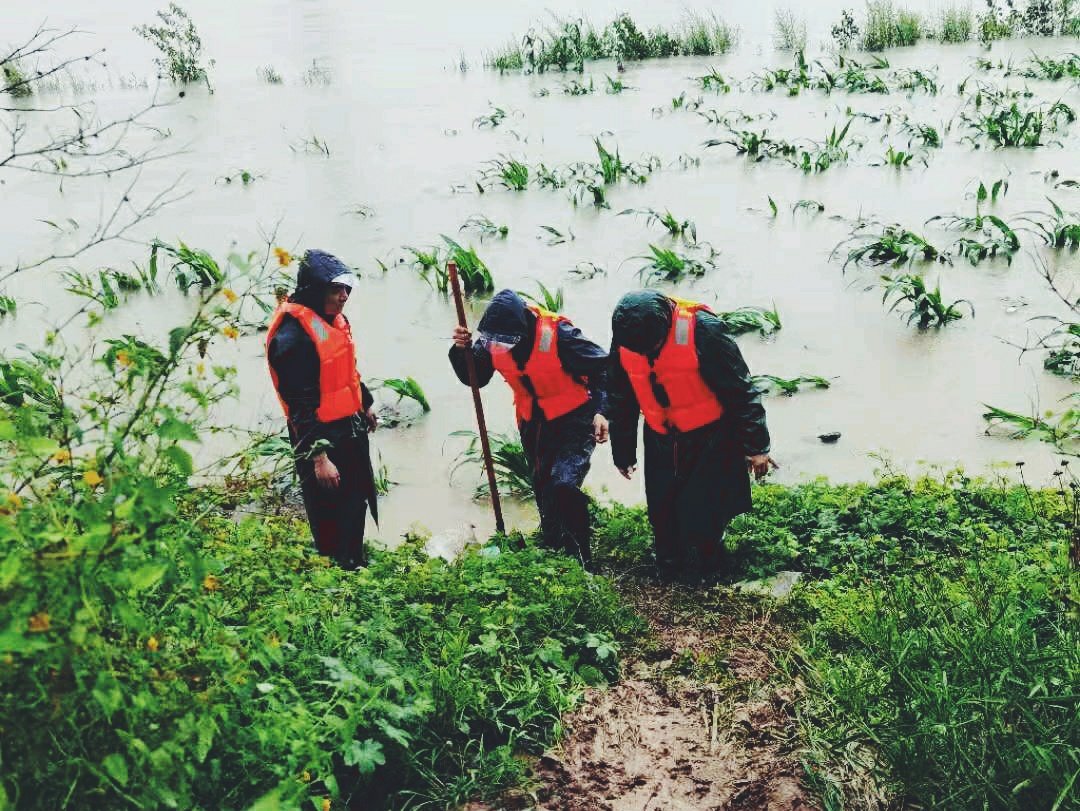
[290, 250, 355, 314]
[478, 289, 532, 343]
[611, 289, 675, 355]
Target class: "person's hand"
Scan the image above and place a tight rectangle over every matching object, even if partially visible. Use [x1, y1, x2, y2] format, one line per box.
[618, 465, 637, 480]
[364, 407, 378, 433]
[593, 414, 609, 444]
[314, 453, 340, 489]
[747, 454, 779, 480]
[452, 326, 472, 349]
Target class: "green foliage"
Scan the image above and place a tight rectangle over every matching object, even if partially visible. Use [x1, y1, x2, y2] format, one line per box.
[619, 208, 697, 244]
[518, 281, 564, 313]
[561, 78, 594, 96]
[459, 214, 508, 241]
[0, 295, 15, 319]
[861, 1, 924, 50]
[2, 61, 33, 98]
[927, 196, 1021, 265]
[151, 240, 223, 292]
[881, 273, 973, 327]
[1015, 52, 1080, 81]
[752, 374, 832, 395]
[694, 66, 731, 93]
[441, 237, 494, 295]
[797, 120, 858, 173]
[403, 245, 445, 292]
[982, 401, 1080, 447]
[937, 5, 974, 41]
[839, 223, 943, 270]
[133, 3, 212, 86]
[961, 98, 1076, 148]
[714, 305, 782, 336]
[706, 127, 798, 161]
[773, 9, 808, 51]
[633, 244, 717, 284]
[473, 104, 508, 129]
[483, 157, 529, 191]
[1021, 198, 1080, 249]
[450, 431, 533, 499]
[376, 377, 431, 413]
[604, 75, 632, 94]
[62, 264, 161, 312]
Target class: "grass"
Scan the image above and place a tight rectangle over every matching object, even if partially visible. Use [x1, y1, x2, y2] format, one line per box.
[376, 376, 431, 413]
[881, 273, 973, 327]
[633, 244, 717, 284]
[459, 215, 509, 241]
[861, 1, 924, 50]
[450, 430, 533, 498]
[773, 8, 808, 52]
[715, 305, 782, 336]
[838, 224, 943, 270]
[618, 208, 697, 244]
[752, 374, 831, 395]
[937, 5, 974, 41]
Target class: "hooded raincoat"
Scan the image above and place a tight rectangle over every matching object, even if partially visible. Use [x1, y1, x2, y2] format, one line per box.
[449, 290, 607, 567]
[608, 290, 771, 578]
[266, 250, 376, 568]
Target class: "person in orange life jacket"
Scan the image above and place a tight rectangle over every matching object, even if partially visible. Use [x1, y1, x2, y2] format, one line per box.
[449, 290, 609, 568]
[607, 290, 778, 582]
[266, 250, 378, 569]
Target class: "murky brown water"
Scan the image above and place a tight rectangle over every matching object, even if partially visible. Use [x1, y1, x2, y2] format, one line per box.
[3, 1, 1079, 545]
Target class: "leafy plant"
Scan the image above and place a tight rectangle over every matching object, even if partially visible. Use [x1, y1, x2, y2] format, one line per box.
[694, 66, 731, 93]
[474, 103, 509, 129]
[937, 5, 974, 41]
[1015, 52, 1080, 81]
[774, 9, 808, 52]
[892, 67, 939, 95]
[796, 120, 859, 173]
[519, 281, 564, 313]
[633, 244, 717, 283]
[538, 225, 574, 245]
[752, 374, 831, 395]
[982, 401, 1080, 446]
[604, 75, 633, 94]
[881, 274, 973, 327]
[861, 1, 923, 50]
[961, 100, 1076, 148]
[151, 239, 223, 291]
[441, 236, 495, 294]
[618, 208, 697, 244]
[1020, 198, 1080, 249]
[460, 215, 509, 241]
[831, 9, 861, 49]
[2, 61, 34, 98]
[376, 376, 431, 413]
[838, 224, 943, 270]
[483, 157, 530, 191]
[134, 3, 213, 86]
[715, 305, 782, 336]
[561, 77, 595, 95]
[706, 128, 797, 161]
[290, 134, 331, 156]
[451, 430, 533, 498]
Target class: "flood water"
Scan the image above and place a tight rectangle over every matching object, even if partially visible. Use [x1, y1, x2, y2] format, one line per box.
[3, 1, 1079, 546]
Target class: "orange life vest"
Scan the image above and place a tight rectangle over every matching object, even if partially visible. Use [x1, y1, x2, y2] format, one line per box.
[490, 306, 591, 423]
[618, 297, 724, 435]
[265, 302, 363, 424]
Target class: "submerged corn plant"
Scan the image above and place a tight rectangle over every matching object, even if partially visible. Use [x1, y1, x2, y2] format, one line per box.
[705, 128, 797, 161]
[795, 120, 860, 173]
[982, 400, 1080, 448]
[473, 103, 510, 129]
[482, 156, 530, 191]
[881, 274, 972, 328]
[459, 214, 509, 241]
[633, 244, 717, 283]
[961, 99, 1076, 147]
[605, 75, 634, 94]
[1019, 198, 1080, 249]
[403, 245, 445, 291]
[752, 374, 831, 395]
[62, 265, 161, 311]
[519, 281, 564, 312]
[1037, 321, 1080, 378]
[837, 224, 943, 271]
[1013, 52, 1080, 81]
[694, 66, 731, 93]
[618, 208, 698, 244]
[538, 225, 574, 245]
[927, 201, 1020, 265]
[891, 67, 939, 95]
[450, 430, 533, 498]
[375, 376, 431, 413]
[898, 118, 944, 148]
[441, 236, 495, 294]
[715, 305, 782, 336]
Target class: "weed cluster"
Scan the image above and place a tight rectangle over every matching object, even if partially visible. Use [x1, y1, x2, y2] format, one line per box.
[861, 1, 924, 50]
[134, 3, 212, 86]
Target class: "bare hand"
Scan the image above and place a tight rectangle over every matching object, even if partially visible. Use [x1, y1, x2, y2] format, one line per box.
[452, 326, 472, 349]
[618, 465, 637, 480]
[314, 453, 340, 489]
[593, 414, 609, 444]
[364, 407, 378, 433]
[747, 454, 779, 481]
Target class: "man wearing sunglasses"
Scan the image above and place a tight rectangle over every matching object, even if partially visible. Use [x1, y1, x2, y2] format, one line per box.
[450, 289, 609, 569]
[266, 250, 378, 569]
[608, 290, 777, 583]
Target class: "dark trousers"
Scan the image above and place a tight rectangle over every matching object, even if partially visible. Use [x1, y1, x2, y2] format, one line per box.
[520, 409, 596, 569]
[297, 434, 371, 568]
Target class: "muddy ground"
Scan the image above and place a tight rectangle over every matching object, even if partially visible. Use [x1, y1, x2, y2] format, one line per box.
[470, 578, 823, 811]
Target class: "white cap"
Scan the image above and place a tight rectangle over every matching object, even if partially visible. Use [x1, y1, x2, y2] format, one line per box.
[329, 271, 359, 289]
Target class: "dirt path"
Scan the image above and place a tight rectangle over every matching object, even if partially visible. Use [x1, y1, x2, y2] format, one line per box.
[478, 579, 821, 811]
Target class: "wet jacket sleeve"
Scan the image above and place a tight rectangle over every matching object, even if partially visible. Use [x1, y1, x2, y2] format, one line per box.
[448, 341, 495, 388]
[606, 345, 642, 470]
[556, 322, 608, 416]
[267, 320, 329, 457]
[695, 314, 771, 457]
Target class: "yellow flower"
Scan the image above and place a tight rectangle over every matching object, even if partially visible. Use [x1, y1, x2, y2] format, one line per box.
[202, 574, 221, 592]
[115, 350, 132, 367]
[300, 770, 311, 783]
[3, 492, 24, 512]
[51, 449, 72, 464]
[28, 612, 50, 632]
[267, 634, 281, 648]
[221, 326, 239, 340]
[196, 362, 205, 376]
[221, 288, 238, 303]
[147, 636, 160, 652]
[83, 470, 104, 487]
[274, 247, 293, 267]
[321, 798, 331, 811]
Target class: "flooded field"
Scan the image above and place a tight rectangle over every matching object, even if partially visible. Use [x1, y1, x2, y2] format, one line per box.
[4, 1, 1079, 544]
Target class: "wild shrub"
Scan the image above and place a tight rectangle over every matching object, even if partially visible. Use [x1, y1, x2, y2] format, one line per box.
[134, 3, 213, 86]
[861, 1, 923, 50]
[938, 4, 974, 41]
[831, 9, 862, 49]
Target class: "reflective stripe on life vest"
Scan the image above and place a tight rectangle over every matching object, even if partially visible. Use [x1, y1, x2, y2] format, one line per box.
[490, 306, 591, 423]
[265, 302, 363, 424]
[618, 298, 724, 434]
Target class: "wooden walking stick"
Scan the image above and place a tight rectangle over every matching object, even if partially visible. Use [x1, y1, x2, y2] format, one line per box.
[448, 261, 505, 534]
